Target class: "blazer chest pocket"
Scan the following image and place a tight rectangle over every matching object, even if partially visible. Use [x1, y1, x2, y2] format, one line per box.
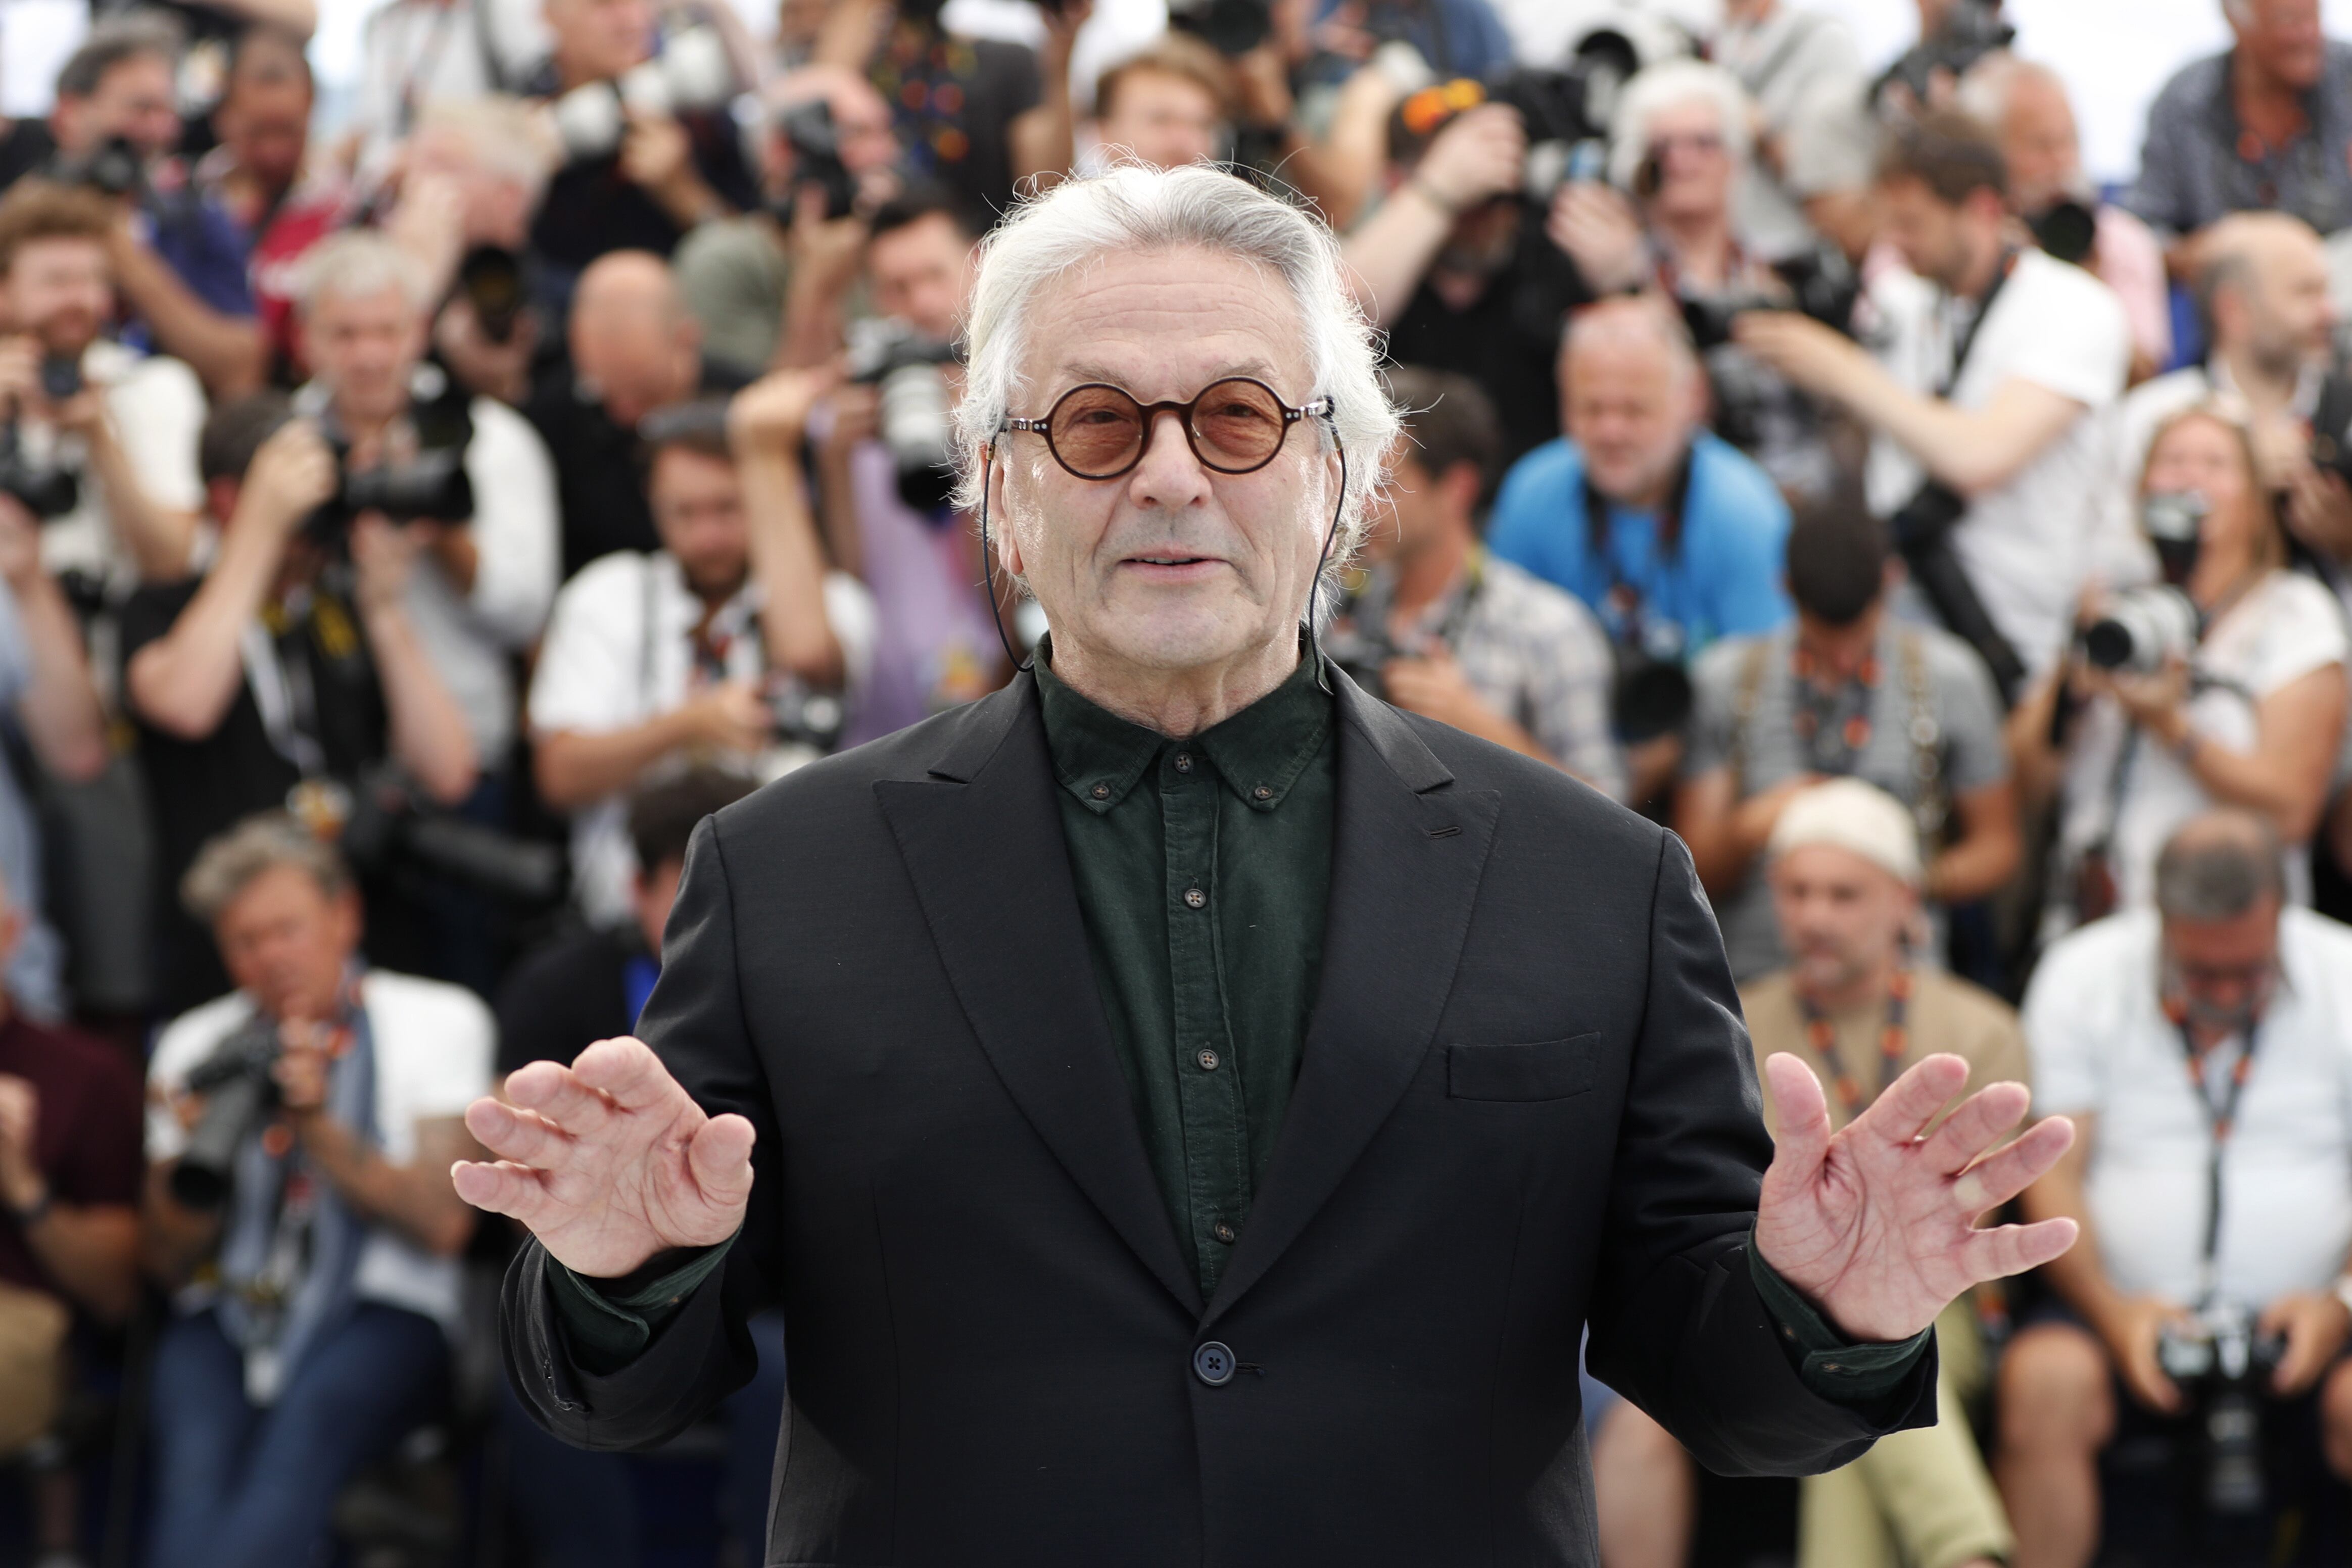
[1447, 1033, 1604, 1102]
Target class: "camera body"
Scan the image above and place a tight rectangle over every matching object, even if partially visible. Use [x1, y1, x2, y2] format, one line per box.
[778, 98, 857, 222]
[1679, 247, 1862, 355]
[289, 770, 564, 908]
[2157, 1304, 2287, 1530]
[52, 134, 143, 200]
[1879, 0, 2014, 108]
[766, 683, 846, 753]
[1165, 0, 1271, 57]
[168, 1016, 284, 1210]
[2029, 197, 2099, 267]
[848, 321, 959, 515]
[0, 426, 80, 522]
[2081, 583, 2198, 674]
[550, 24, 737, 161]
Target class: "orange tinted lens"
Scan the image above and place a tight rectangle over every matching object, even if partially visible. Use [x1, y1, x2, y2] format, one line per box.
[1191, 380, 1286, 469]
[1048, 385, 1145, 475]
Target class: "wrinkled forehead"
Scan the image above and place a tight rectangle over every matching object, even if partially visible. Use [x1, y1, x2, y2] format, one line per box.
[1013, 246, 1315, 409]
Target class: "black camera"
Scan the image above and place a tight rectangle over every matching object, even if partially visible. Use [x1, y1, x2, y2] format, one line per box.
[767, 682, 846, 753]
[168, 1015, 284, 1210]
[1610, 646, 1694, 745]
[308, 433, 475, 543]
[2156, 1306, 2287, 1546]
[1679, 247, 1863, 354]
[1490, 54, 1629, 203]
[52, 134, 143, 200]
[848, 322, 959, 515]
[1877, 0, 2014, 110]
[455, 245, 527, 346]
[1166, 0, 1270, 56]
[2029, 197, 2099, 267]
[778, 99, 857, 223]
[0, 425, 79, 521]
[319, 768, 565, 908]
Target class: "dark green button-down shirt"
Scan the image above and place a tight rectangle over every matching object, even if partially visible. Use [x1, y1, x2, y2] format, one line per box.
[1033, 646, 1336, 1299]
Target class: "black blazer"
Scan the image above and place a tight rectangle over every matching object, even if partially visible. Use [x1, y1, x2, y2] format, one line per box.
[503, 670, 1933, 1566]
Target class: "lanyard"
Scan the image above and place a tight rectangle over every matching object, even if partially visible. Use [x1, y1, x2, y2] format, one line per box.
[1579, 452, 1695, 652]
[1790, 643, 1883, 774]
[1796, 969, 1913, 1116]
[2175, 1014, 2262, 1306]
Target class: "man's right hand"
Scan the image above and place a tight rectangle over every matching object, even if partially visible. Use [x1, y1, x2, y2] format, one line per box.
[452, 1037, 756, 1279]
[241, 421, 340, 538]
[1412, 105, 1526, 214]
[2099, 1294, 2191, 1414]
[680, 678, 776, 755]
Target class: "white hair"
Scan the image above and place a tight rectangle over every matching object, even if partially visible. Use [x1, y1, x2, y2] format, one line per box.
[1953, 52, 2062, 128]
[296, 229, 428, 317]
[950, 163, 1400, 604]
[1605, 58, 1755, 193]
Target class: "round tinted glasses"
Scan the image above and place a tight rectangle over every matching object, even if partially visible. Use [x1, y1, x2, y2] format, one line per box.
[1001, 377, 1333, 480]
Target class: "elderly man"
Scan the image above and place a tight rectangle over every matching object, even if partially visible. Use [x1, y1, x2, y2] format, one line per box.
[1959, 55, 2172, 379]
[461, 165, 2076, 1564]
[2128, 0, 2352, 264]
[1489, 294, 1794, 807]
[525, 250, 747, 579]
[2004, 809, 2352, 1568]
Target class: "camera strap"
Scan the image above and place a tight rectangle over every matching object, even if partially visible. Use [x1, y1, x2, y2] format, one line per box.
[2173, 1012, 2264, 1307]
[1936, 248, 2019, 403]
[1580, 451, 1696, 653]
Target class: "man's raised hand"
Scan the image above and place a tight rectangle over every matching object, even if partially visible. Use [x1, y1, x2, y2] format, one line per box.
[1756, 1052, 2078, 1343]
[451, 1037, 754, 1279]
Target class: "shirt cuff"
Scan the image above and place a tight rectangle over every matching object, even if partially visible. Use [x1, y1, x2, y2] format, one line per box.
[1747, 1227, 1935, 1407]
[545, 1234, 738, 1376]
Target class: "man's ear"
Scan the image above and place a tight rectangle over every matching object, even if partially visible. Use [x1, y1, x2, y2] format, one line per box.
[1437, 458, 1481, 521]
[985, 446, 1024, 577]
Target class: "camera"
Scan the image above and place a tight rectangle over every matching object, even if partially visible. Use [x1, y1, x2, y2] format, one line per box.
[2028, 196, 2098, 267]
[307, 414, 475, 542]
[1877, 0, 2014, 110]
[1166, 0, 1270, 57]
[167, 1014, 284, 1210]
[778, 98, 857, 223]
[1679, 247, 1862, 354]
[0, 421, 79, 522]
[455, 245, 527, 346]
[290, 769, 565, 909]
[848, 320, 958, 515]
[1611, 642, 1695, 744]
[549, 22, 737, 161]
[766, 682, 845, 753]
[1490, 61, 1622, 204]
[2140, 490, 2206, 582]
[51, 135, 143, 200]
[2081, 583, 2199, 673]
[2156, 1305, 2286, 1539]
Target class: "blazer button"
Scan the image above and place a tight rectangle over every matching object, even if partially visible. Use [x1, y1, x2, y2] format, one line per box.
[1193, 1341, 1236, 1387]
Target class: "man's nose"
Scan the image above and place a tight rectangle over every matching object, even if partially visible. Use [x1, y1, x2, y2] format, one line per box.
[1125, 408, 1213, 509]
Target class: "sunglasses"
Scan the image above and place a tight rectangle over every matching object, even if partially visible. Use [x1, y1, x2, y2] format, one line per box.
[1001, 377, 1332, 481]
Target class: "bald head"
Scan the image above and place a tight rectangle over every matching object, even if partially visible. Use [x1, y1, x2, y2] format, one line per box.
[570, 252, 700, 426]
[2155, 809, 2285, 923]
[2201, 211, 2335, 377]
[1559, 296, 1705, 506]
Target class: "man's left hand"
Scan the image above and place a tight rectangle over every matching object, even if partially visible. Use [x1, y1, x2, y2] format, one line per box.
[730, 364, 843, 455]
[2260, 1290, 2351, 1396]
[1380, 650, 1498, 734]
[620, 109, 695, 197]
[1734, 311, 1872, 403]
[1757, 1051, 2078, 1342]
[0, 1072, 42, 1210]
[271, 1024, 333, 1119]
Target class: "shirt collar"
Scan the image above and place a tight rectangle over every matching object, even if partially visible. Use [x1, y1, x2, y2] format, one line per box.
[1035, 636, 1334, 816]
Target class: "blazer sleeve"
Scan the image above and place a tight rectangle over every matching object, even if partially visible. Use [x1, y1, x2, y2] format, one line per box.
[501, 813, 789, 1449]
[1581, 830, 1937, 1477]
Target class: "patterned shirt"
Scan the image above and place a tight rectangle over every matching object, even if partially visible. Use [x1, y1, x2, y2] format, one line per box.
[2126, 43, 2352, 239]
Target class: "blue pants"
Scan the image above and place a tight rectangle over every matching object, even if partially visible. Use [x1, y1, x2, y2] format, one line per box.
[144, 1302, 447, 1568]
[502, 1307, 789, 1565]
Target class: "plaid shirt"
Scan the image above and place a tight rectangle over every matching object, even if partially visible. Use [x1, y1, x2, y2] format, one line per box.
[1334, 553, 1626, 801]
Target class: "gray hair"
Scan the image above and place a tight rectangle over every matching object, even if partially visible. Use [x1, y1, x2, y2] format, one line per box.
[296, 229, 428, 318]
[2153, 811, 2285, 923]
[182, 812, 353, 925]
[1606, 58, 1755, 194]
[949, 163, 1400, 603]
[56, 11, 184, 100]
[1952, 52, 2057, 129]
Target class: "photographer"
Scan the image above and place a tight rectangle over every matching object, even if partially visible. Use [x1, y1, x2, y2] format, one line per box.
[1082, 34, 1233, 175]
[121, 396, 480, 1017]
[527, 0, 760, 284]
[1551, 58, 1855, 506]
[1738, 110, 2130, 699]
[2016, 406, 2347, 937]
[0, 180, 205, 591]
[1340, 85, 1591, 463]
[1486, 295, 1793, 808]
[296, 230, 558, 779]
[1325, 366, 1621, 798]
[140, 814, 490, 1568]
[528, 368, 875, 927]
[2001, 811, 2352, 1568]
[1675, 495, 2018, 983]
[524, 250, 748, 581]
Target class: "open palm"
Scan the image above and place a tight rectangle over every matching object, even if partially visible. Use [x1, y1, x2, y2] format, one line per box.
[452, 1037, 755, 1279]
[1755, 1052, 2078, 1343]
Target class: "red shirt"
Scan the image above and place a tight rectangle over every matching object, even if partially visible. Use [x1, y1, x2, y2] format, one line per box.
[0, 1016, 144, 1299]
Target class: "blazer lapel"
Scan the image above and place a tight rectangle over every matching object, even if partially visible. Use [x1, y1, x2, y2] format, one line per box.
[1202, 675, 1500, 1329]
[873, 675, 1203, 1316]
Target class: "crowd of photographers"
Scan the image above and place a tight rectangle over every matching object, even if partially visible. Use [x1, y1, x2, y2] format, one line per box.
[1, 0, 2351, 1561]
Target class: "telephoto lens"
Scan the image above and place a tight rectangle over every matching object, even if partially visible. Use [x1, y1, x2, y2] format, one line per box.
[2080, 585, 2198, 673]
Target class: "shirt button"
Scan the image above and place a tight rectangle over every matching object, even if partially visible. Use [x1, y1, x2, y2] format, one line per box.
[1090, 782, 1111, 800]
[1174, 752, 1193, 772]
[1213, 1220, 1237, 1245]
[1183, 887, 1207, 910]
[1196, 1047, 1220, 1071]
[1193, 1340, 1236, 1387]
[1253, 785, 1273, 801]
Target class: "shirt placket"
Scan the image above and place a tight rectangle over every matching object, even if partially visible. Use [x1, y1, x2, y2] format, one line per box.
[1160, 743, 1250, 1296]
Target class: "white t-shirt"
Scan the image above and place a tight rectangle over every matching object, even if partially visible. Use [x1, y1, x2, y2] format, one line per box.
[35, 340, 205, 598]
[2026, 906, 2352, 1311]
[2056, 571, 2349, 917]
[146, 970, 495, 1334]
[528, 549, 879, 926]
[1864, 249, 2133, 677]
